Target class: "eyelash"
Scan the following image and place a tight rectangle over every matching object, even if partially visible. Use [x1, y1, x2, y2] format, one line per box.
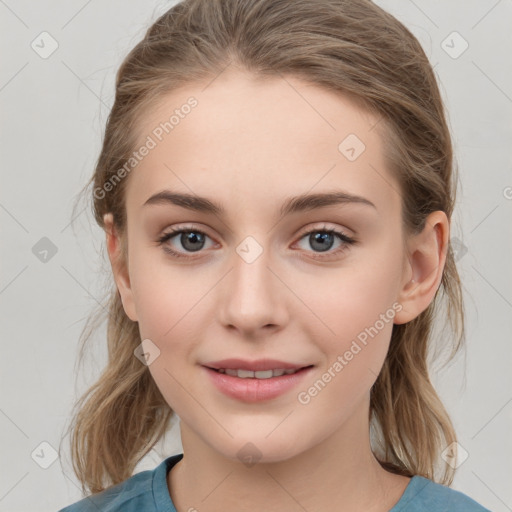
[156, 224, 357, 260]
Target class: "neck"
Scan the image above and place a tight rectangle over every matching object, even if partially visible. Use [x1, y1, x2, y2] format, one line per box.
[167, 397, 409, 512]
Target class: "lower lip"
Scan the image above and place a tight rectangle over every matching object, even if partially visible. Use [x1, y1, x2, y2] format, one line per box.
[202, 365, 314, 402]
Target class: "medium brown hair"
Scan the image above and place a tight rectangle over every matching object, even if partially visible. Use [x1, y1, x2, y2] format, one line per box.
[62, 0, 465, 495]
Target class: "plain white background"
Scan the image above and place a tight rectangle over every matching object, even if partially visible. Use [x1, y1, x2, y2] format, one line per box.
[0, 1, 511, 511]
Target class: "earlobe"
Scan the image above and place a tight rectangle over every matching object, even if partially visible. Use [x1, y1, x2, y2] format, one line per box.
[103, 213, 138, 322]
[394, 211, 449, 325]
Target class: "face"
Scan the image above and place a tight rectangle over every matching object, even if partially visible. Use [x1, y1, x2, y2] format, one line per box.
[108, 69, 420, 464]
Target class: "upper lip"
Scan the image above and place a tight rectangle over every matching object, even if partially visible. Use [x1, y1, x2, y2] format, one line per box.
[203, 358, 312, 371]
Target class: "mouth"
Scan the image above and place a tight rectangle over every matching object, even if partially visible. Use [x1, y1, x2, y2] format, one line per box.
[201, 363, 315, 402]
[205, 366, 314, 379]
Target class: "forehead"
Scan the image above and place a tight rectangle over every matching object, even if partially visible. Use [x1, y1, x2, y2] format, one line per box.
[126, 68, 400, 219]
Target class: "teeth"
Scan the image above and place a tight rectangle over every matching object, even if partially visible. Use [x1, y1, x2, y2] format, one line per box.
[217, 368, 300, 378]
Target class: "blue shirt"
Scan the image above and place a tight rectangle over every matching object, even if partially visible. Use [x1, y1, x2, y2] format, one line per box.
[58, 453, 493, 511]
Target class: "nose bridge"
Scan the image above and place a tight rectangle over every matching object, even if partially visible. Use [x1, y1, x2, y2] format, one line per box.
[219, 233, 287, 332]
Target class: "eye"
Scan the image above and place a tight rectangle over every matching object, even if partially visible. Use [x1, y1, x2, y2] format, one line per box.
[156, 225, 215, 259]
[156, 223, 357, 260]
[294, 224, 356, 259]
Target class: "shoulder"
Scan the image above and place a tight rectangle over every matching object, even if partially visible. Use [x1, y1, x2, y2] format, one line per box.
[57, 454, 183, 512]
[57, 470, 154, 512]
[394, 475, 493, 512]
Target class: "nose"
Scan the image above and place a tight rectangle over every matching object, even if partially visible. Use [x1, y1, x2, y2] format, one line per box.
[218, 241, 289, 338]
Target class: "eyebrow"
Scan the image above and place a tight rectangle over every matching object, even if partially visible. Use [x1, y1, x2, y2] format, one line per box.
[143, 189, 377, 216]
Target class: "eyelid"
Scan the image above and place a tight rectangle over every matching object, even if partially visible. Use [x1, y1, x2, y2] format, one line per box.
[159, 222, 354, 240]
[158, 223, 214, 240]
[295, 222, 354, 240]
[156, 223, 217, 247]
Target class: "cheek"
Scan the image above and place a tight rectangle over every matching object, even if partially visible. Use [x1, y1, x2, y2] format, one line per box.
[298, 252, 402, 380]
[305, 258, 401, 335]
[130, 264, 207, 409]
[128, 244, 202, 336]
[134, 280, 204, 349]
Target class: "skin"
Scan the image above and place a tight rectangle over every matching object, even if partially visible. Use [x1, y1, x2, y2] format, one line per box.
[104, 67, 449, 512]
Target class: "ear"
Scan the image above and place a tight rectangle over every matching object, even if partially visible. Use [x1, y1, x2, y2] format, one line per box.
[103, 213, 138, 322]
[394, 210, 449, 325]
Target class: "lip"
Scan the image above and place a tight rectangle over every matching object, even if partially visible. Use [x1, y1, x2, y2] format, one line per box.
[203, 358, 308, 371]
[202, 363, 314, 403]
